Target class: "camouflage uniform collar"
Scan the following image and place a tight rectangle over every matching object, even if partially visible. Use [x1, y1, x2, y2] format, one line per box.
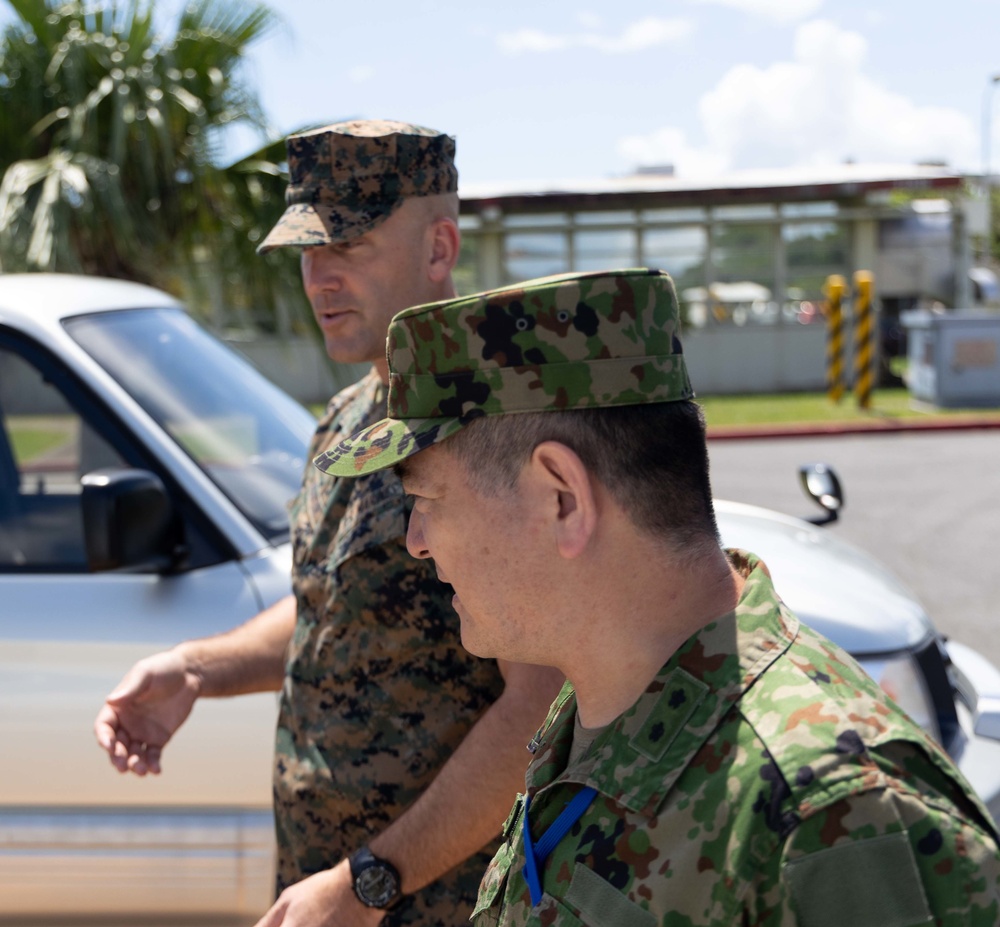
[525, 551, 797, 815]
[357, 366, 386, 397]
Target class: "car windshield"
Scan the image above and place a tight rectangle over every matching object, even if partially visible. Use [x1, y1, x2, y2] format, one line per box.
[65, 307, 317, 541]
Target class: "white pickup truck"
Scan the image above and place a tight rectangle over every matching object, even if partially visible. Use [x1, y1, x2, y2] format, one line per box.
[2, 273, 999, 924]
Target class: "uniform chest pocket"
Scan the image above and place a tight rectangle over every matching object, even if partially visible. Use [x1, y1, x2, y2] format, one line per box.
[471, 840, 515, 924]
[562, 863, 656, 927]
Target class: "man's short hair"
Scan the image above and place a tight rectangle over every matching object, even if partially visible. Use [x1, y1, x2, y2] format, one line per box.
[446, 401, 720, 552]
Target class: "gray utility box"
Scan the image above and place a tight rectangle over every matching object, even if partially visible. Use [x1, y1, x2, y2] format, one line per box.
[903, 310, 1000, 407]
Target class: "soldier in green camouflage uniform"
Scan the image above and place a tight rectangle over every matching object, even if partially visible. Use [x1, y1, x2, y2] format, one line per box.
[95, 121, 562, 927]
[318, 268, 1000, 926]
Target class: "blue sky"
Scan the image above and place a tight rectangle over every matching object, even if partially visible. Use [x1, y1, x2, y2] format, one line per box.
[9, 0, 1000, 186]
[229, 0, 1000, 186]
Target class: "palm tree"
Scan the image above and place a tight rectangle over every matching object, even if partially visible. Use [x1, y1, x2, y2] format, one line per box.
[0, 0, 308, 329]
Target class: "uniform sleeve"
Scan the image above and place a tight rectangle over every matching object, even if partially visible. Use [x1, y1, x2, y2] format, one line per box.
[766, 786, 1000, 927]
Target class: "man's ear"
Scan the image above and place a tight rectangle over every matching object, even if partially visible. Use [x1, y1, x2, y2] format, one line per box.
[428, 217, 460, 282]
[530, 441, 598, 560]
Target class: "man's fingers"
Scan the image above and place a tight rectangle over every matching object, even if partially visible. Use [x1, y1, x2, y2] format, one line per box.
[125, 742, 163, 777]
[95, 704, 132, 773]
[145, 746, 163, 775]
[127, 747, 149, 777]
[111, 737, 132, 773]
[93, 705, 120, 752]
[252, 897, 287, 927]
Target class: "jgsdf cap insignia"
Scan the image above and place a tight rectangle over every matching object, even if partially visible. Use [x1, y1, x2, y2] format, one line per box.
[315, 268, 694, 477]
[257, 119, 457, 254]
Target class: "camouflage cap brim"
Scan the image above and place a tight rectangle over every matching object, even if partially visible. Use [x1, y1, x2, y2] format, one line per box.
[256, 199, 403, 254]
[314, 413, 467, 477]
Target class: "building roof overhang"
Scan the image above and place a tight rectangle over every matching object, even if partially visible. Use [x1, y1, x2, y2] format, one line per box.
[459, 163, 965, 215]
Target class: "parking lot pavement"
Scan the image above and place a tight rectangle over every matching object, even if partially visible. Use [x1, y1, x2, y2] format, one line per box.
[707, 427, 1000, 671]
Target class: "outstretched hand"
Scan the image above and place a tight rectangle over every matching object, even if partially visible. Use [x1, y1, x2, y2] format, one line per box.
[254, 860, 385, 927]
[94, 649, 201, 776]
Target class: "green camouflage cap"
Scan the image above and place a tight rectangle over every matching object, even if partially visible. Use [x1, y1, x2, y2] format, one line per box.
[315, 268, 693, 477]
[257, 119, 457, 254]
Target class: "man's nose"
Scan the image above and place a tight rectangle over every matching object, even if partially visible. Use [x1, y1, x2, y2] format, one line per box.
[302, 249, 343, 295]
[406, 511, 430, 560]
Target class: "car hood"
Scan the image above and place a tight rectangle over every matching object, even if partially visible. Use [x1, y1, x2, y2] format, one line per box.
[715, 500, 933, 654]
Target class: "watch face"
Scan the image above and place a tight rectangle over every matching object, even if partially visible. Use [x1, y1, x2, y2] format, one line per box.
[356, 864, 399, 908]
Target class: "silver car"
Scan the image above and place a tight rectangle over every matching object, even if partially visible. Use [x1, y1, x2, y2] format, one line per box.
[2, 273, 999, 924]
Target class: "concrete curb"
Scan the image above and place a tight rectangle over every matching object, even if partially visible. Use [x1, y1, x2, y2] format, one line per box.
[707, 416, 1000, 441]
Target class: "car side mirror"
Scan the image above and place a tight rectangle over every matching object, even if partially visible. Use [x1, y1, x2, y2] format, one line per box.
[81, 468, 183, 573]
[798, 463, 844, 526]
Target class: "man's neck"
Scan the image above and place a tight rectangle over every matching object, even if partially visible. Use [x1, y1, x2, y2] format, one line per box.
[569, 547, 745, 729]
[372, 276, 458, 385]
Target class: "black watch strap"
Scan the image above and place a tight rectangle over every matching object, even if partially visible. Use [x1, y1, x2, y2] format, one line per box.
[349, 846, 403, 910]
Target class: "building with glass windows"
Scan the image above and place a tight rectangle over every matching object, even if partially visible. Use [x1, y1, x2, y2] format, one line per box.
[453, 163, 980, 394]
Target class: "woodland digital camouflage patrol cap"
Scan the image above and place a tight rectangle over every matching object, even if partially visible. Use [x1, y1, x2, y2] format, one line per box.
[315, 268, 694, 477]
[257, 119, 457, 254]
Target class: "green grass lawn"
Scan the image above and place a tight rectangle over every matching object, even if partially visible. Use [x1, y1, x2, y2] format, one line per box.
[698, 388, 1000, 428]
[10, 428, 71, 462]
[313, 388, 1000, 430]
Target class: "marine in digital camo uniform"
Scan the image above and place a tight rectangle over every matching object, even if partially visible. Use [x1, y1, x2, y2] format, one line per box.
[316, 267, 1000, 926]
[259, 121, 503, 925]
[92, 119, 561, 927]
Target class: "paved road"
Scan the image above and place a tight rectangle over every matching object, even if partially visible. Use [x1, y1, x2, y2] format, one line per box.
[707, 429, 1000, 669]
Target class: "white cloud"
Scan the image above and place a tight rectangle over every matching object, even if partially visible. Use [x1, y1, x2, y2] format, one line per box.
[348, 65, 375, 83]
[618, 127, 729, 180]
[687, 0, 823, 24]
[497, 17, 694, 55]
[618, 19, 977, 175]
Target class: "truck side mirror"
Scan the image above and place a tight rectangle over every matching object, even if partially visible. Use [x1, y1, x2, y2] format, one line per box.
[799, 463, 844, 526]
[81, 468, 182, 572]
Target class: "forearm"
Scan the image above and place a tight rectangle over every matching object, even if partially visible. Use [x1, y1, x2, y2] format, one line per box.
[176, 593, 296, 697]
[369, 661, 564, 894]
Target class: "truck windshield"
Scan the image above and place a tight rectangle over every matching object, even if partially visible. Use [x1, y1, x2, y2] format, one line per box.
[65, 307, 317, 541]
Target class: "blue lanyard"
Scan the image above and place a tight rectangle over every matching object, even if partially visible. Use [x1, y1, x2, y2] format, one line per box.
[521, 786, 598, 907]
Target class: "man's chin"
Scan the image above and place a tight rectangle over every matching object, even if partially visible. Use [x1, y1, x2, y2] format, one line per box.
[455, 600, 495, 659]
[323, 340, 376, 366]
[458, 628, 495, 660]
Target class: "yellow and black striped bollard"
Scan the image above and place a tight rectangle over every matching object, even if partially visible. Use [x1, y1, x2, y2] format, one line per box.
[853, 271, 874, 410]
[824, 275, 846, 403]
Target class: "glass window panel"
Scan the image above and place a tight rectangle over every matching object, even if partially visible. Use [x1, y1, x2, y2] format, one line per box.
[573, 229, 636, 271]
[68, 309, 314, 540]
[573, 211, 636, 226]
[0, 345, 127, 569]
[642, 226, 708, 279]
[781, 201, 839, 218]
[454, 235, 481, 295]
[504, 232, 569, 283]
[709, 223, 778, 326]
[711, 223, 775, 284]
[780, 220, 850, 321]
[712, 204, 777, 221]
[502, 213, 568, 228]
[641, 207, 707, 223]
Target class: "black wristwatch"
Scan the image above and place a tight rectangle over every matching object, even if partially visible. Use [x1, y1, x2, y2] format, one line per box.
[349, 846, 403, 910]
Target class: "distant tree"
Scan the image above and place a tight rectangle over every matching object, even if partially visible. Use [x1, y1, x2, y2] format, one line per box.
[0, 0, 309, 330]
